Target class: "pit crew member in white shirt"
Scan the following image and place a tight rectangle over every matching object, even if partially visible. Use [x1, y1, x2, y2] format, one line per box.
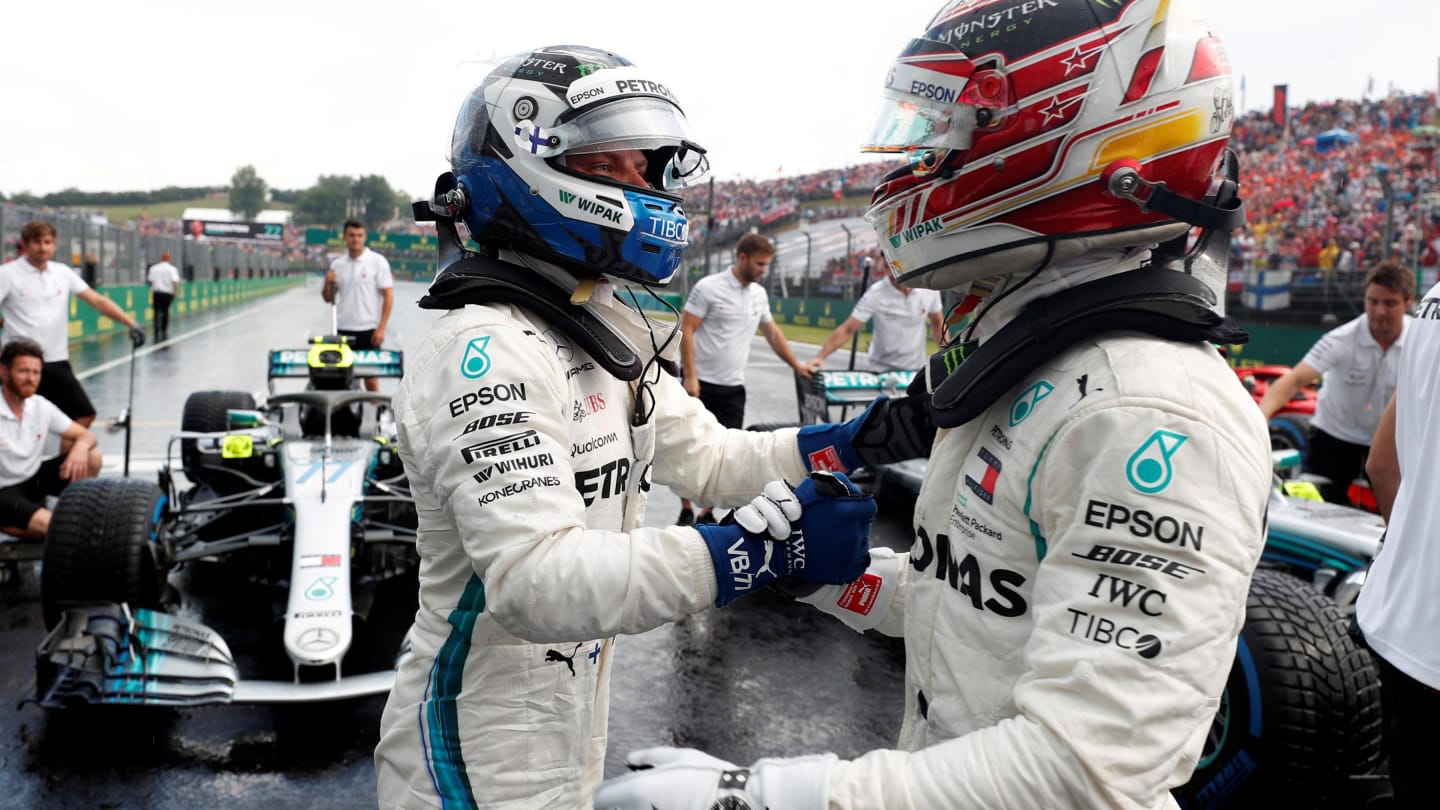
[1358, 280, 1440, 809]
[146, 251, 182, 342]
[1259, 260, 1414, 504]
[805, 261, 945, 372]
[0, 220, 145, 430]
[0, 339, 101, 540]
[322, 218, 395, 392]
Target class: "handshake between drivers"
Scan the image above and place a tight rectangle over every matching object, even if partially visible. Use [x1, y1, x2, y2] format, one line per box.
[694, 471, 876, 607]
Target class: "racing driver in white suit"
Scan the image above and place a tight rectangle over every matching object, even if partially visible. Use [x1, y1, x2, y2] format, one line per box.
[374, 45, 896, 809]
[595, 2, 1273, 809]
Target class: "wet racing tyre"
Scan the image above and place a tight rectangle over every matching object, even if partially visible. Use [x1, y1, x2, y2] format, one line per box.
[1268, 413, 1310, 461]
[181, 390, 274, 492]
[181, 389, 256, 462]
[1175, 568, 1384, 809]
[41, 478, 166, 628]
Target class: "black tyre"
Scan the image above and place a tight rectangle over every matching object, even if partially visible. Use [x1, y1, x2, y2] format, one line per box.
[1176, 568, 1384, 809]
[1268, 413, 1310, 459]
[181, 390, 278, 491]
[41, 479, 166, 628]
[181, 390, 256, 467]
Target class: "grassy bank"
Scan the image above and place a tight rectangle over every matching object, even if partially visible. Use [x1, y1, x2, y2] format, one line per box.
[100, 197, 293, 224]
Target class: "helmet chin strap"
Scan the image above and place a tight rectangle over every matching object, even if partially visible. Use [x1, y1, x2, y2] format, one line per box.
[413, 170, 490, 279]
[1150, 148, 1247, 317]
[511, 249, 684, 385]
[918, 267, 1249, 429]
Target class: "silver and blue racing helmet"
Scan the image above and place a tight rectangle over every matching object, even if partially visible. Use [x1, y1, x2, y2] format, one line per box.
[450, 44, 710, 286]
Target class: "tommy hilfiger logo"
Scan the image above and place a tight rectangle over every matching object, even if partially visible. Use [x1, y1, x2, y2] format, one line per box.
[962, 446, 1002, 505]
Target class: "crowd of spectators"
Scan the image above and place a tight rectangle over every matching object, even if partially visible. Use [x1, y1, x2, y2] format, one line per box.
[680, 161, 900, 246]
[1229, 92, 1439, 280]
[783, 91, 1440, 304]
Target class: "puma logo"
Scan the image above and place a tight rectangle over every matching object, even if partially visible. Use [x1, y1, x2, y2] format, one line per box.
[545, 643, 583, 677]
[755, 542, 781, 580]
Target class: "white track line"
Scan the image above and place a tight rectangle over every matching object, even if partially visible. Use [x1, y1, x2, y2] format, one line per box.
[76, 295, 297, 380]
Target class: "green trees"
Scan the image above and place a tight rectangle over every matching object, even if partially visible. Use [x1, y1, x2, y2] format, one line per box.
[351, 174, 401, 230]
[295, 175, 352, 226]
[294, 174, 402, 229]
[0, 186, 220, 207]
[229, 165, 268, 220]
[4, 172, 405, 229]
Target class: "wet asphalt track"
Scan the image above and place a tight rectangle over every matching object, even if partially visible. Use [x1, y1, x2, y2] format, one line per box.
[0, 278, 913, 809]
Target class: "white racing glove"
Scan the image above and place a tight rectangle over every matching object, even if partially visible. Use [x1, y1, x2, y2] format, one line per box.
[731, 479, 803, 540]
[789, 546, 904, 633]
[592, 747, 836, 810]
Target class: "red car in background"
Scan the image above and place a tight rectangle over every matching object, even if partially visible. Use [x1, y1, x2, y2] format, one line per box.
[1236, 364, 1316, 452]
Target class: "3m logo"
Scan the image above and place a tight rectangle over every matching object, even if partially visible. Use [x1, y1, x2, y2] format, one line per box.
[559, 190, 576, 204]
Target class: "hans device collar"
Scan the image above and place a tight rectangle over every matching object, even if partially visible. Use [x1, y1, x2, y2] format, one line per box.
[918, 269, 1249, 428]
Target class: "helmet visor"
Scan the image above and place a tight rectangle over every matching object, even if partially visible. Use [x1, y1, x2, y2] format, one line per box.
[557, 97, 697, 156]
[555, 97, 710, 189]
[862, 61, 975, 154]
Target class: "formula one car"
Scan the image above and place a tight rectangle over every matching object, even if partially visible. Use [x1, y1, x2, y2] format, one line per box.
[790, 366, 1390, 809]
[33, 336, 418, 707]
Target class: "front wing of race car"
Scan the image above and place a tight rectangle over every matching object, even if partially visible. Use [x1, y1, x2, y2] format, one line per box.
[35, 602, 400, 707]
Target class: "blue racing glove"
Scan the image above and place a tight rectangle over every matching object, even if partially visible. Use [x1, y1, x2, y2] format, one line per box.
[796, 395, 935, 473]
[695, 471, 874, 607]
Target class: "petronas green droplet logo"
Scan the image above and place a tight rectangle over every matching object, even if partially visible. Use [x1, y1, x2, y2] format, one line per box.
[1126, 430, 1187, 494]
[1009, 380, 1053, 427]
[461, 336, 492, 379]
[305, 576, 337, 601]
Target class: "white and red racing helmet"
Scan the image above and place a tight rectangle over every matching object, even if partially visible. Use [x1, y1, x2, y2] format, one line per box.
[864, 0, 1239, 291]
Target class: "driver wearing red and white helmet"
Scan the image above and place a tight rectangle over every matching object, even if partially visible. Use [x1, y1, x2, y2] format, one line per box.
[596, 1, 1272, 808]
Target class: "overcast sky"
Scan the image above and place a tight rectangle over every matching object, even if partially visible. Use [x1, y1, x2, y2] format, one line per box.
[1, 0, 1435, 199]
